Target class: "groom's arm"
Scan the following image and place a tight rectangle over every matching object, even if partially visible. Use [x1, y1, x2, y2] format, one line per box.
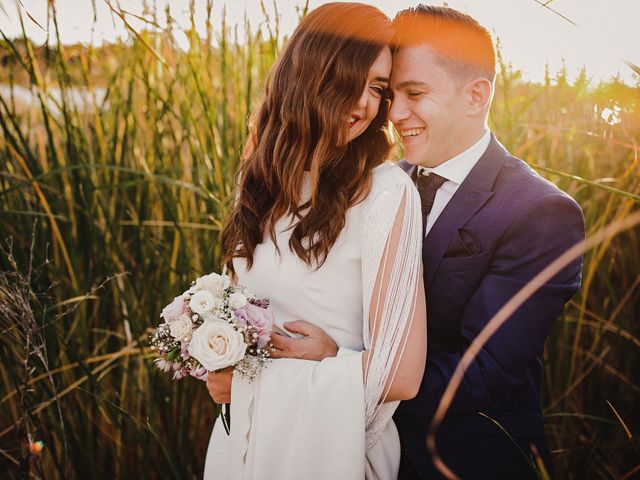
[418, 193, 585, 418]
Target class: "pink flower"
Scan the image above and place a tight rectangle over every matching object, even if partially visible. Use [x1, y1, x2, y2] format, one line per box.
[234, 303, 274, 348]
[172, 367, 189, 380]
[190, 366, 209, 381]
[153, 358, 172, 373]
[161, 295, 188, 323]
[249, 298, 270, 309]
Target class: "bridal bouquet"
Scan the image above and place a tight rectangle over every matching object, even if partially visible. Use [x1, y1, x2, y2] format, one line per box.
[149, 272, 274, 381]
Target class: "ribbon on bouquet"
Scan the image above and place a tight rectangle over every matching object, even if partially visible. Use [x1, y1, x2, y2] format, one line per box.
[221, 403, 231, 435]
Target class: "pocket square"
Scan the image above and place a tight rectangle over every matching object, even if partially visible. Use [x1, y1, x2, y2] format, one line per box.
[444, 228, 482, 257]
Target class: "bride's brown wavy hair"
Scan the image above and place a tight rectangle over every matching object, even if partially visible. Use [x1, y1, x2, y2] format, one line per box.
[221, 2, 393, 271]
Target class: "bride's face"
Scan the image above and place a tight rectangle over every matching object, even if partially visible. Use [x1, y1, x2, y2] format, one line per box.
[346, 46, 392, 143]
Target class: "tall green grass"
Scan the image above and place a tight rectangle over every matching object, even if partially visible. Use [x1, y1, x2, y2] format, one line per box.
[0, 2, 638, 479]
[490, 59, 639, 479]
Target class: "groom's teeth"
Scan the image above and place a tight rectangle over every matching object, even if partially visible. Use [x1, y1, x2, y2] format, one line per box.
[401, 128, 425, 138]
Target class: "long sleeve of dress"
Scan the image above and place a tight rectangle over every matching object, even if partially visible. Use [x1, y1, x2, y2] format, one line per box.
[360, 179, 425, 450]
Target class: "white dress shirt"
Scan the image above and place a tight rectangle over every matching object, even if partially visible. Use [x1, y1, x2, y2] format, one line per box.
[418, 129, 491, 235]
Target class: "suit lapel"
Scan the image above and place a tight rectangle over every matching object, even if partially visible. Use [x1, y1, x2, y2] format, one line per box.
[423, 136, 509, 290]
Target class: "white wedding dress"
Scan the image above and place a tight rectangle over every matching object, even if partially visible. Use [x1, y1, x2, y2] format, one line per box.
[204, 162, 423, 480]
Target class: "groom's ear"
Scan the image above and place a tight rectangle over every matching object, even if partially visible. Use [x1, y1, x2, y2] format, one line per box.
[464, 77, 493, 117]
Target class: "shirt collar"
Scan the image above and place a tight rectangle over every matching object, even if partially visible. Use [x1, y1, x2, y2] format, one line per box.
[417, 129, 491, 185]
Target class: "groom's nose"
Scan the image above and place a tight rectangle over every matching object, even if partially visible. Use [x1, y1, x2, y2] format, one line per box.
[389, 95, 409, 124]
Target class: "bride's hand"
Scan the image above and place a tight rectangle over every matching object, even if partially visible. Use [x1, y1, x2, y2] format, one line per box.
[269, 320, 338, 361]
[206, 367, 232, 404]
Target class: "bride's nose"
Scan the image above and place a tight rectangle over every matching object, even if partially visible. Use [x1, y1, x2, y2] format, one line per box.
[356, 88, 369, 109]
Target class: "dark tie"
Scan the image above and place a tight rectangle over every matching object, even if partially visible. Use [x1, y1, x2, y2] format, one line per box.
[416, 172, 446, 235]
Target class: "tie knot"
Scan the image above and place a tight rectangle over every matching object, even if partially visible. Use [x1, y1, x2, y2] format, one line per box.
[416, 172, 446, 191]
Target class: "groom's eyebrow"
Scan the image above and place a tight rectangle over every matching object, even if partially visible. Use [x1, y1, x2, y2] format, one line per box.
[395, 80, 429, 89]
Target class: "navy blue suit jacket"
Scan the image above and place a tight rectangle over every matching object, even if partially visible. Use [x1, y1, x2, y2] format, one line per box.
[395, 135, 585, 479]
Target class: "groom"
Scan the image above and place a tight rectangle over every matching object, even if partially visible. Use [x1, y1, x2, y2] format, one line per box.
[385, 6, 585, 479]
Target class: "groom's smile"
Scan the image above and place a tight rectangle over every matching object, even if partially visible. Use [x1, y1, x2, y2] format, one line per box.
[399, 128, 426, 139]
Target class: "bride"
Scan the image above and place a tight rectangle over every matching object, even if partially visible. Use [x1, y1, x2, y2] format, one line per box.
[203, 3, 426, 479]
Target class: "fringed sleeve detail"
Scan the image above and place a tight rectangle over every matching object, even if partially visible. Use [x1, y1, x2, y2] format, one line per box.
[361, 176, 423, 451]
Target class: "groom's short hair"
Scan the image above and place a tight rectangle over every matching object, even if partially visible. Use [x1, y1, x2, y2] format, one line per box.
[392, 5, 496, 84]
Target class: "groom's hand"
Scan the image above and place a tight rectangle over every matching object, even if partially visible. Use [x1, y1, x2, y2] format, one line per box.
[269, 321, 338, 361]
[206, 367, 232, 404]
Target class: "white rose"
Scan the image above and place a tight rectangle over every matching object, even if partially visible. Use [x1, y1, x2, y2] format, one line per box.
[188, 321, 247, 371]
[169, 315, 193, 341]
[189, 290, 221, 315]
[228, 292, 248, 309]
[160, 295, 187, 322]
[196, 273, 231, 293]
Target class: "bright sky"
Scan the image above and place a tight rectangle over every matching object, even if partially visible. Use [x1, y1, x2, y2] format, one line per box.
[1, 0, 638, 84]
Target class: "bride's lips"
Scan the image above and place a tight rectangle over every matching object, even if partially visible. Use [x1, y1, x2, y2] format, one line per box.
[348, 114, 361, 129]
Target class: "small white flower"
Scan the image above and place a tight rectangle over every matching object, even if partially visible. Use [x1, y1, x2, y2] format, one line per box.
[189, 290, 220, 315]
[201, 312, 225, 324]
[196, 273, 231, 293]
[169, 315, 193, 341]
[228, 292, 248, 309]
[188, 321, 247, 371]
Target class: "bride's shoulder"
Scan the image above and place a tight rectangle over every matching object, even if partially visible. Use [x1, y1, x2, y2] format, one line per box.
[370, 161, 415, 193]
[356, 162, 418, 221]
